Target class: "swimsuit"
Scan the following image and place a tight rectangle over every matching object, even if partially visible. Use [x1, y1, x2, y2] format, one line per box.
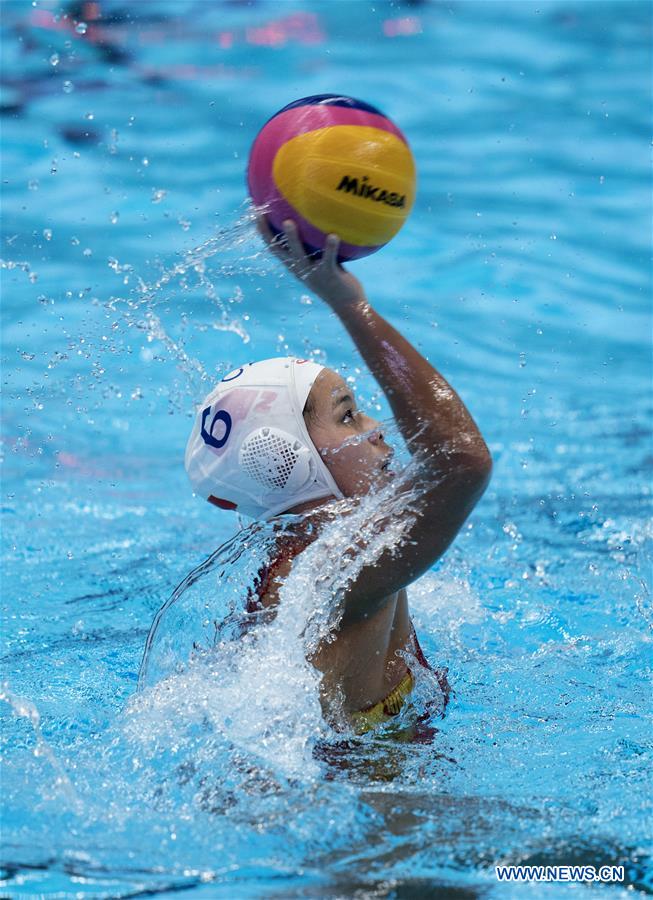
[350, 625, 449, 734]
[245, 542, 302, 614]
[350, 669, 416, 733]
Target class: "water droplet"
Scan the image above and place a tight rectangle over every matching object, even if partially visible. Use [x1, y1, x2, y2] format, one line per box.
[28, 179, 39, 191]
[110, 211, 120, 224]
[20, 351, 36, 361]
[71, 236, 80, 246]
[599, 175, 605, 185]
[142, 157, 149, 167]
[549, 233, 557, 240]
[519, 352, 526, 368]
[28, 272, 38, 284]
[49, 53, 59, 66]
[75, 22, 87, 34]
[83, 248, 92, 257]
[151, 189, 167, 204]
[84, 111, 94, 120]
[63, 80, 74, 94]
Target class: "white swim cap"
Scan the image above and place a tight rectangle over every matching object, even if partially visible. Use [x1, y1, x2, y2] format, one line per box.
[185, 357, 344, 519]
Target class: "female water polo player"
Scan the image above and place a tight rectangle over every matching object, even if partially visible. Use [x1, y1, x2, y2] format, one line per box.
[184, 217, 492, 733]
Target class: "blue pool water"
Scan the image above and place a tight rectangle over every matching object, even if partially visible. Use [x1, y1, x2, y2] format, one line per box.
[1, 0, 651, 896]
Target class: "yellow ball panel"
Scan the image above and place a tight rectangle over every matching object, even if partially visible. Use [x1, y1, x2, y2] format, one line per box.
[295, 169, 408, 246]
[273, 126, 416, 247]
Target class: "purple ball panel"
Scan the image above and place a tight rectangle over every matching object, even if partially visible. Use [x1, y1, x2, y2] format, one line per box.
[274, 94, 385, 117]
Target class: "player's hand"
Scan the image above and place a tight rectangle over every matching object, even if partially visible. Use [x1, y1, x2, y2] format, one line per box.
[256, 214, 365, 309]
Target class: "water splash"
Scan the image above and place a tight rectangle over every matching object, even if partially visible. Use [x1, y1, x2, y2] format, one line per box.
[3, 204, 275, 422]
[132, 462, 435, 780]
[0, 682, 83, 815]
[100, 204, 269, 401]
[0, 257, 39, 283]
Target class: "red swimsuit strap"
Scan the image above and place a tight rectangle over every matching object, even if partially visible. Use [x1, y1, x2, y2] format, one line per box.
[410, 621, 432, 671]
[410, 621, 450, 706]
[245, 535, 307, 614]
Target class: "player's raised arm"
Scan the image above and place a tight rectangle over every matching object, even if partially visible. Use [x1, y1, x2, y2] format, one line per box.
[259, 217, 492, 617]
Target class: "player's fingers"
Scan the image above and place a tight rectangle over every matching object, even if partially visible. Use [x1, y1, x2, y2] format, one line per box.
[256, 213, 281, 248]
[323, 233, 340, 271]
[255, 212, 274, 243]
[282, 220, 308, 265]
[256, 213, 292, 263]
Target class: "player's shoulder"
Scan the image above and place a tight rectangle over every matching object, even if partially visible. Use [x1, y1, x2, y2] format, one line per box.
[250, 529, 310, 610]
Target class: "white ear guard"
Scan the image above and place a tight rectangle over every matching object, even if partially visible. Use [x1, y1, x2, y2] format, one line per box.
[239, 427, 315, 494]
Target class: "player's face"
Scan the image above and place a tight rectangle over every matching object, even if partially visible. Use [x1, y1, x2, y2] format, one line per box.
[305, 369, 394, 497]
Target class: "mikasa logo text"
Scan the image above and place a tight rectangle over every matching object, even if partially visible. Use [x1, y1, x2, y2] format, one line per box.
[336, 175, 406, 208]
